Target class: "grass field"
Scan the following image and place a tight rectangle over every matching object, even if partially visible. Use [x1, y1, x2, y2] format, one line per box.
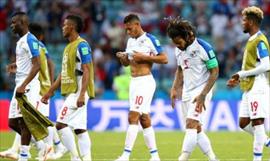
[1, 131, 270, 161]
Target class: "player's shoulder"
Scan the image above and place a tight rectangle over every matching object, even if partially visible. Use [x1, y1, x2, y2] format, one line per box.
[196, 38, 214, 54]
[145, 33, 161, 46]
[27, 32, 38, 42]
[196, 38, 212, 49]
[145, 33, 159, 42]
[78, 41, 91, 56]
[24, 32, 39, 51]
[78, 41, 91, 50]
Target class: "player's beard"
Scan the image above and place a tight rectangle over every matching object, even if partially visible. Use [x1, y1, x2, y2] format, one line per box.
[242, 26, 249, 33]
[243, 29, 249, 33]
[63, 32, 69, 38]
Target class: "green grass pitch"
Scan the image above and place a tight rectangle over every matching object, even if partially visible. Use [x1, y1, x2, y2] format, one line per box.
[1, 131, 270, 161]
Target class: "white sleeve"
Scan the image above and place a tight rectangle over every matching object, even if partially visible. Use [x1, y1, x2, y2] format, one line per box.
[175, 48, 181, 66]
[238, 56, 270, 78]
[125, 39, 131, 54]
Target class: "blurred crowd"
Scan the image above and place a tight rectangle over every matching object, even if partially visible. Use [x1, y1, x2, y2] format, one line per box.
[0, 0, 270, 98]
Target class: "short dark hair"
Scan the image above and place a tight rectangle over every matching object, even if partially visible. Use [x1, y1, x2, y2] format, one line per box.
[66, 15, 83, 33]
[166, 17, 196, 40]
[12, 11, 27, 17]
[123, 14, 140, 24]
[29, 23, 44, 38]
[11, 11, 29, 24]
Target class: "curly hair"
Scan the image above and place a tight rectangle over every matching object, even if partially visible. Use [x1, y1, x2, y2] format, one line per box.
[166, 16, 196, 40]
[242, 6, 264, 25]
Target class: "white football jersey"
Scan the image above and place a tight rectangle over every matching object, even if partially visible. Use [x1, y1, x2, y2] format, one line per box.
[15, 32, 40, 84]
[175, 38, 218, 101]
[125, 32, 163, 59]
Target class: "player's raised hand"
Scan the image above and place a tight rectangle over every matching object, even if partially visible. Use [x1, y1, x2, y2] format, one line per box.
[77, 94, 85, 107]
[193, 94, 206, 113]
[227, 73, 240, 88]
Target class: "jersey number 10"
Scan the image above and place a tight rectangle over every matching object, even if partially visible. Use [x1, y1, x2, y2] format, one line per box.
[135, 96, 143, 105]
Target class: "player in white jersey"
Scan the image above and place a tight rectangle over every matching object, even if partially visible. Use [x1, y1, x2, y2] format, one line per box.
[227, 6, 270, 161]
[0, 23, 67, 160]
[5, 12, 51, 161]
[114, 14, 168, 161]
[167, 17, 219, 161]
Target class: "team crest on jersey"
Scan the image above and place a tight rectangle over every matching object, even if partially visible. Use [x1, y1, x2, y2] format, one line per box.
[190, 50, 198, 57]
[139, 39, 146, 46]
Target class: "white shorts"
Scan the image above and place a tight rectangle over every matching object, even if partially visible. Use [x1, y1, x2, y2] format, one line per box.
[36, 95, 50, 117]
[8, 81, 40, 119]
[181, 89, 212, 125]
[239, 80, 270, 119]
[129, 74, 156, 114]
[56, 77, 89, 129]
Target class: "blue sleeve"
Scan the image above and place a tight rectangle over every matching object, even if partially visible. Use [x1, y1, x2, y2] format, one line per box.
[257, 41, 269, 58]
[197, 38, 216, 59]
[27, 33, 40, 57]
[44, 46, 50, 58]
[146, 33, 163, 54]
[78, 41, 92, 64]
[39, 41, 50, 58]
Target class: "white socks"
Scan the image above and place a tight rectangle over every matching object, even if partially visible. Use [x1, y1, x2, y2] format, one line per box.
[45, 126, 54, 146]
[122, 124, 139, 157]
[58, 127, 79, 158]
[243, 123, 270, 147]
[179, 129, 197, 160]
[34, 140, 46, 151]
[19, 145, 30, 160]
[197, 131, 216, 160]
[143, 126, 159, 158]
[243, 123, 254, 135]
[77, 132, 91, 160]
[253, 125, 267, 161]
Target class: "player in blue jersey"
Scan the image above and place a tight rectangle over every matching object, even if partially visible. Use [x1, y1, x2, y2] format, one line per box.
[167, 17, 219, 161]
